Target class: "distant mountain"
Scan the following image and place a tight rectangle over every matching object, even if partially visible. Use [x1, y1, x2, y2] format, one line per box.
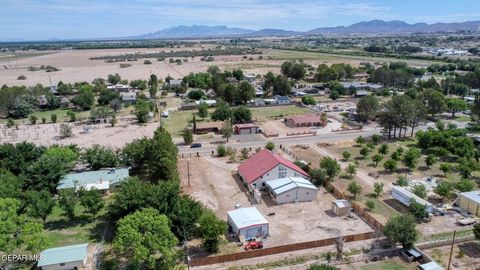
[130, 20, 480, 40]
[306, 19, 480, 34]
[247, 28, 301, 37]
[133, 25, 254, 39]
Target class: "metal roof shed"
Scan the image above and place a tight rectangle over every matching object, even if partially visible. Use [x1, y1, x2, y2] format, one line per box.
[417, 261, 443, 270]
[227, 207, 269, 240]
[38, 243, 89, 270]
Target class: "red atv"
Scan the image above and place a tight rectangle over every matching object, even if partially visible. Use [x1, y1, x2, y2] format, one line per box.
[244, 241, 263, 250]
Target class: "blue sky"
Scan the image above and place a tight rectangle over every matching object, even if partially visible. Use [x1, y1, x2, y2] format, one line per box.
[1, 0, 480, 40]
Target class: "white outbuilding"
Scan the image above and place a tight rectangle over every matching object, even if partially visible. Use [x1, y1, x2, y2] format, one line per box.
[265, 177, 318, 204]
[227, 207, 269, 240]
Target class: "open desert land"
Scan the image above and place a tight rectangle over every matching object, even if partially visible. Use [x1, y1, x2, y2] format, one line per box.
[0, 47, 440, 86]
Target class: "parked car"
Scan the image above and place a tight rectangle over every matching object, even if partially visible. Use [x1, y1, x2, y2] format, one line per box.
[190, 143, 202, 148]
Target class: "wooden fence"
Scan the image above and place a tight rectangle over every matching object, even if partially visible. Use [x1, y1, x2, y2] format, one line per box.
[326, 182, 385, 230]
[190, 232, 374, 267]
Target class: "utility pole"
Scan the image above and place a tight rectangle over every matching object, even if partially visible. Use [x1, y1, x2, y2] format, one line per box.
[187, 161, 190, 187]
[447, 230, 456, 270]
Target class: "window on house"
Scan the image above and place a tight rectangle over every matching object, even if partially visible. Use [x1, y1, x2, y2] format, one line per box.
[60, 263, 66, 266]
[278, 166, 287, 178]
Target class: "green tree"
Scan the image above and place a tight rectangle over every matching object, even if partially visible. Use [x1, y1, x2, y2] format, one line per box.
[409, 200, 429, 220]
[107, 73, 121, 85]
[182, 128, 193, 145]
[446, 98, 468, 117]
[113, 208, 178, 269]
[383, 214, 418, 249]
[342, 151, 351, 161]
[378, 144, 389, 156]
[456, 179, 477, 192]
[402, 148, 421, 171]
[66, 110, 76, 122]
[211, 102, 232, 121]
[25, 190, 55, 224]
[359, 146, 369, 159]
[474, 223, 480, 240]
[217, 145, 227, 157]
[395, 175, 409, 186]
[439, 163, 451, 177]
[198, 102, 209, 119]
[412, 185, 427, 199]
[425, 154, 438, 169]
[366, 200, 376, 212]
[383, 159, 398, 173]
[320, 157, 341, 181]
[346, 164, 357, 179]
[222, 120, 233, 142]
[148, 74, 159, 99]
[72, 85, 95, 110]
[347, 182, 362, 200]
[356, 136, 366, 145]
[98, 88, 120, 106]
[421, 88, 447, 117]
[301, 95, 317, 105]
[238, 81, 255, 104]
[0, 199, 23, 252]
[310, 168, 327, 186]
[232, 106, 252, 123]
[79, 188, 104, 217]
[356, 95, 379, 122]
[434, 181, 453, 201]
[147, 127, 179, 182]
[373, 182, 384, 198]
[135, 99, 153, 123]
[198, 210, 227, 252]
[266, 141, 275, 151]
[0, 169, 21, 199]
[59, 189, 77, 221]
[372, 154, 383, 167]
[19, 221, 46, 253]
[82, 145, 119, 170]
[23, 146, 77, 193]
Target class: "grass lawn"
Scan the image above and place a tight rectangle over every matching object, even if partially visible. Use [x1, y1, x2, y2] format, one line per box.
[42, 197, 111, 249]
[161, 110, 195, 137]
[250, 105, 310, 122]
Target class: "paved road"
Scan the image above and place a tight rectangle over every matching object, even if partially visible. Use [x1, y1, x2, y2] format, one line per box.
[178, 120, 468, 155]
[178, 128, 379, 155]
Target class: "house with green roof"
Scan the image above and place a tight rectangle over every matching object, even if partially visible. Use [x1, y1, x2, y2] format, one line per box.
[57, 168, 129, 193]
[37, 243, 89, 270]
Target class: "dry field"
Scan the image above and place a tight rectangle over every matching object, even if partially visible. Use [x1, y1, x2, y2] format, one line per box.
[424, 241, 480, 270]
[179, 155, 373, 250]
[0, 46, 436, 87]
[0, 47, 278, 86]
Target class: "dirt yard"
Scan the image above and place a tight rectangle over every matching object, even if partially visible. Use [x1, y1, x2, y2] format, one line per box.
[259, 117, 343, 138]
[0, 118, 158, 149]
[179, 156, 373, 250]
[424, 241, 480, 270]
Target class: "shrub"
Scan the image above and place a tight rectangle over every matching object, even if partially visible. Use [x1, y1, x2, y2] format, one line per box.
[217, 145, 227, 157]
[50, 114, 57, 123]
[17, 75, 27, 80]
[266, 141, 275, 150]
[143, 60, 152, 65]
[29, 115, 38, 124]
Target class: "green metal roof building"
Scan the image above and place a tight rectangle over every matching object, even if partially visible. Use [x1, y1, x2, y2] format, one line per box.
[38, 243, 89, 270]
[57, 168, 129, 191]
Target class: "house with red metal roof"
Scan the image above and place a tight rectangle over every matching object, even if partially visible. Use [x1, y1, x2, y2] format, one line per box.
[238, 149, 309, 190]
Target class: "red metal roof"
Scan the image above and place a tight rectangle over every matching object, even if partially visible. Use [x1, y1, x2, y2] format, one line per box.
[238, 149, 309, 184]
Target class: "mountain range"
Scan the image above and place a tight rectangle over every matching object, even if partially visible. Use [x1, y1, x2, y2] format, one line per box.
[131, 20, 480, 39]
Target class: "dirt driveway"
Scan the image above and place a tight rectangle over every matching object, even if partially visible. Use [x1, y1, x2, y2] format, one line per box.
[179, 156, 373, 249]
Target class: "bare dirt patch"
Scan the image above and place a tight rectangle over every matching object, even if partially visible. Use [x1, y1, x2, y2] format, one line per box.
[424, 241, 480, 270]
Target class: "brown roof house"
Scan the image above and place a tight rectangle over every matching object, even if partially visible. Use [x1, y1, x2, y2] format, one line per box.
[285, 114, 327, 128]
